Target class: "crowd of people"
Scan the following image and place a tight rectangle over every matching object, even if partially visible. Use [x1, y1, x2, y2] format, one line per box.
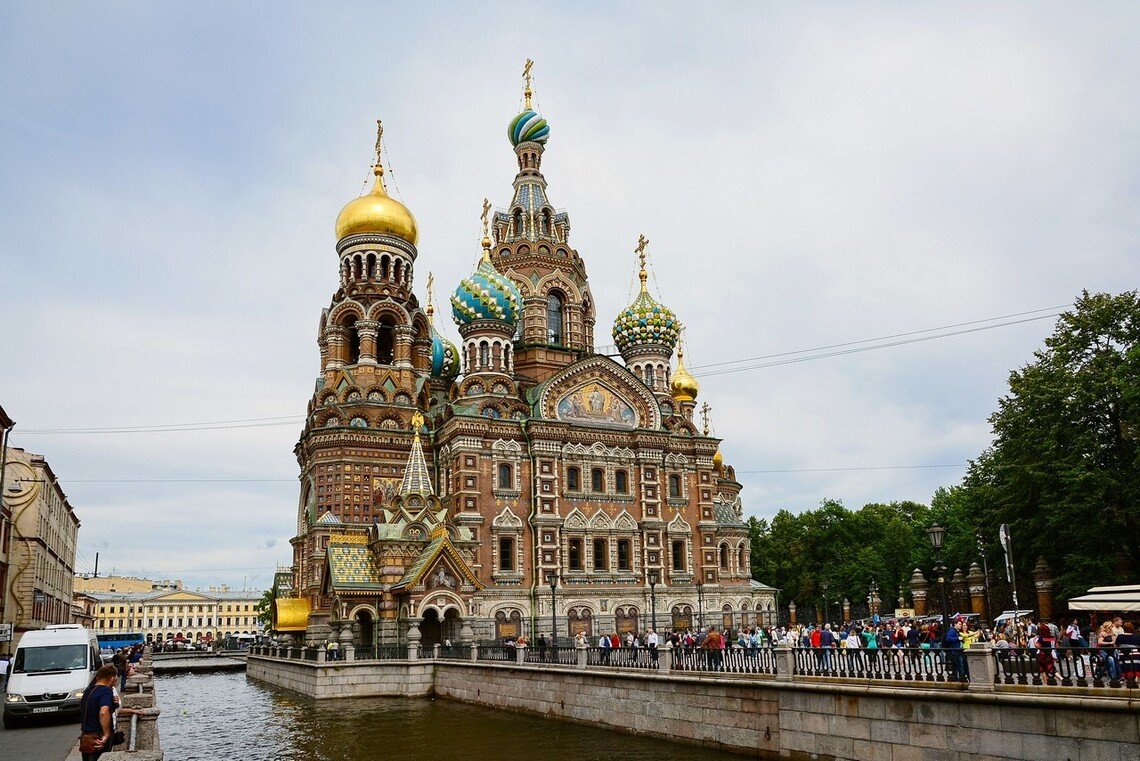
[495, 614, 1139, 683]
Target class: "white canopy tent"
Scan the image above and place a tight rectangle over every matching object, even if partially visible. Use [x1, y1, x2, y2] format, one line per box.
[994, 609, 1035, 623]
[1067, 584, 1140, 612]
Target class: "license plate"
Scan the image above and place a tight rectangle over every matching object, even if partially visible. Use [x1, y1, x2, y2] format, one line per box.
[32, 706, 59, 713]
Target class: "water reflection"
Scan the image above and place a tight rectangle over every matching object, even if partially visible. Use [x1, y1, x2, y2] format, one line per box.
[157, 672, 750, 761]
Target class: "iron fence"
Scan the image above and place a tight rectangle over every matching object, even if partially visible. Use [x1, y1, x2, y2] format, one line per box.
[477, 645, 517, 662]
[673, 646, 778, 675]
[523, 646, 578, 666]
[584, 646, 659, 670]
[793, 646, 953, 682]
[992, 646, 1140, 689]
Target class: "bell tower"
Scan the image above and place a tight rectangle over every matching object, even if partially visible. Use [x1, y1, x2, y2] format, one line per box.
[490, 61, 595, 383]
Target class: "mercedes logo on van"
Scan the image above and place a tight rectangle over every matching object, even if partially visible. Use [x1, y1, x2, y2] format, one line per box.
[43, 693, 52, 701]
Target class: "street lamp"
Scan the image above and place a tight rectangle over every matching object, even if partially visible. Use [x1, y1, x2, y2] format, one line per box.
[821, 581, 830, 625]
[696, 582, 704, 629]
[927, 524, 951, 639]
[648, 571, 659, 632]
[546, 573, 558, 645]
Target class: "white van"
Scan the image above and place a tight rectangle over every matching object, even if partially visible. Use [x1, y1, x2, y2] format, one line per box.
[4, 625, 100, 729]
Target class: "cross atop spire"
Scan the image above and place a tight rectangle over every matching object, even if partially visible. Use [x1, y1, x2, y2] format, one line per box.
[373, 119, 385, 178]
[480, 198, 493, 263]
[523, 58, 534, 110]
[700, 402, 712, 436]
[636, 234, 650, 291]
[425, 272, 435, 321]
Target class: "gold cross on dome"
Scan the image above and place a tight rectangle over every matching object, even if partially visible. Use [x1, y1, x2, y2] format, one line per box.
[425, 272, 435, 318]
[374, 120, 384, 167]
[700, 402, 711, 436]
[481, 198, 491, 237]
[523, 59, 534, 108]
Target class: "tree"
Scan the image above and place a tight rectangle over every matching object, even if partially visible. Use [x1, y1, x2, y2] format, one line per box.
[255, 588, 273, 630]
[962, 291, 1140, 600]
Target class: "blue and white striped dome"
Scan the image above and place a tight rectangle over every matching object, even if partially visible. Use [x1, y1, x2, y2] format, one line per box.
[508, 109, 550, 146]
[451, 259, 523, 327]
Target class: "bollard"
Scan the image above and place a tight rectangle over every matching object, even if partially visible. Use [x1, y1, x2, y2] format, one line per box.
[407, 643, 419, 661]
[576, 643, 588, 670]
[433, 643, 441, 659]
[344, 645, 354, 662]
[660, 642, 672, 674]
[775, 643, 793, 681]
[516, 644, 527, 665]
[470, 642, 479, 662]
[966, 643, 995, 693]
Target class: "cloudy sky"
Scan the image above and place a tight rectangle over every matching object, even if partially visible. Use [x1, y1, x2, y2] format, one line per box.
[2, 3, 1137, 591]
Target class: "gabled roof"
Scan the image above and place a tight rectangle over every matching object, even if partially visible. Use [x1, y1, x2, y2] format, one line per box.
[315, 509, 342, 525]
[391, 529, 482, 591]
[750, 579, 779, 592]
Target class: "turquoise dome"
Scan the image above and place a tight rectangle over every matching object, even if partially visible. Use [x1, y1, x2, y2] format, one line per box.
[508, 109, 550, 146]
[451, 259, 523, 326]
[430, 327, 460, 379]
[612, 288, 681, 353]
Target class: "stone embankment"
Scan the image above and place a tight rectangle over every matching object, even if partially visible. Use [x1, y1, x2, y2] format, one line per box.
[65, 651, 163, 761]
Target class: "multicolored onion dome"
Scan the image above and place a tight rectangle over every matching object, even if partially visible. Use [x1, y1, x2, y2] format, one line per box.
[451, 257, 523, 326]
[613, 288, 681, 353]
[430, 328, 460, 379]
[508, 109, 550, 146]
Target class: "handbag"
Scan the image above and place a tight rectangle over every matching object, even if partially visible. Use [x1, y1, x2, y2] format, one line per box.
[79, 734, 103, 754]
[110, 730, 126, 747]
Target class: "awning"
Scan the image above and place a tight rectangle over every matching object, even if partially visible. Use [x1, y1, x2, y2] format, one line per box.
[994, 609, 1036, 622]
[1067, 584, 1140, 612]
[275, 597, 311, 632]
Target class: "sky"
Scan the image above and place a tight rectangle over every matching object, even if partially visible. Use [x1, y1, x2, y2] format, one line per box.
[1, 3, 1138, 592]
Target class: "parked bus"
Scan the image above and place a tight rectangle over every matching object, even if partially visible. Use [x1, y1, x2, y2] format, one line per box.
[96, 632, 145, 657]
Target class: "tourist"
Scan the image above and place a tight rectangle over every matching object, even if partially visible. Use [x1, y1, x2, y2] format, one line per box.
[598, 631, 611, 665]
[1095, 622, 1119, 681]
[326, 639, 339, 661]
[537, 633, 548, 661]
[79, 664, 119, 761]
[1116, 622, 1139, 683]
[819, 624, 835, 672]
[0, 651, 10, 693]
[702, 626, 724, 670]
[111, 649, 128, 692]
[647, 629, 659, 663]
[943, 620, 963, 681]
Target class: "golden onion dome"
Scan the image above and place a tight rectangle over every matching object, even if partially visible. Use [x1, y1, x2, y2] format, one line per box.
[335, 165, 418, 244]
[670, 345, 700, 402]
[713, 448, 724, 471]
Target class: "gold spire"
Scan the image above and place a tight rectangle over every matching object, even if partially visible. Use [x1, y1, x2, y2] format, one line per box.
[670, 340, 700, 403]
[425, 272, 435, 323]
[335, 119, 418, 243]
[523, 59, 534, 110]
[480, 198, 493, 263]
[635, 234, 650, 292]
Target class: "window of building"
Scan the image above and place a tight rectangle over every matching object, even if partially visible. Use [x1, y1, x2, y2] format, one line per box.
[645, 365, 656, 388]
[719, 544, 729, 569]
[617, 539, 631, 570]
[567, 466, 580, 491]
[568, 539, 583, 571]
[615, 470, 629, 494]
[672, 540, 685, 571]
[668, 474, 681, 498]
[499, 536, 515, 571]
[479, 342, 490, 368]
[377, 318, 395, 364]
[591, 468, 604, 492]
[498, 463, 513, 489]
[547, 293, 564, 345]
[738, 545, 746, 570]
[593, 538, 608, 570]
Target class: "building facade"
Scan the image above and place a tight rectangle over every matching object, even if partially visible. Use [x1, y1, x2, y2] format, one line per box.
[1, 446, 80, 648]
[282, 70, 776, 647]
[88, 585, 264, 644]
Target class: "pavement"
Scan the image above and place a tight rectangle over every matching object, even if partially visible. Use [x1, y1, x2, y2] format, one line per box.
[0, 709, 79, 761]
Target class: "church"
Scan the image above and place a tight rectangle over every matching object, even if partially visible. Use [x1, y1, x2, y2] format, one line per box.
[274, 65, 777, 647]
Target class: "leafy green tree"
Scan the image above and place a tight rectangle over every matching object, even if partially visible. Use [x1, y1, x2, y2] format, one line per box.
[255, 588, 274, 630]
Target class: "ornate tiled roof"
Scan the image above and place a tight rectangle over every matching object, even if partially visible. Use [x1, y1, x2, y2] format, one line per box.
[714, 499, 745, 527]
[391, 530, 483, 591]
[326, 543, 384, 590]
[398, 423, 434, 496]
[315, 509, 342, 525]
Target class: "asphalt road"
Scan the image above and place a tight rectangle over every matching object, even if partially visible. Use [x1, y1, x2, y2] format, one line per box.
[0, 709, 78, 761]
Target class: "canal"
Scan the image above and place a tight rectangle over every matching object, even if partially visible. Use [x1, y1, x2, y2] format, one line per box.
[157, 671, 753, 760]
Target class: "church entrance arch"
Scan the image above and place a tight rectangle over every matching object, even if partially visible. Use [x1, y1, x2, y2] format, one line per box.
[353, 608, 375, 647]
[420, 608, 442, 648]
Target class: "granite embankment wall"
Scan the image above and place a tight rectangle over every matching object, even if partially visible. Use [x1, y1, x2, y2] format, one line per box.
[247, 655, 1140, 761]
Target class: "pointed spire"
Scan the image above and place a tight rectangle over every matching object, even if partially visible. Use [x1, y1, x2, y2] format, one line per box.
[398, 411, 434, 497]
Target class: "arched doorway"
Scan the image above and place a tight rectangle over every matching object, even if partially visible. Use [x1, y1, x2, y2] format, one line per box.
[420, 608, 442, 647]
[354, 609, 374, 647]
[442, 608, 461, 645]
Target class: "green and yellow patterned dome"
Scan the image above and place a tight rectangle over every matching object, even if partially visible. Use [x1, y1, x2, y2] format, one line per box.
[612, 243, 681, 353]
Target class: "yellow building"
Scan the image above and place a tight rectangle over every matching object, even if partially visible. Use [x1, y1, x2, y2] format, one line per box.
[74, 575, 182, 595]
[89, 586, 264, 645]
[1, 446, 80, 649]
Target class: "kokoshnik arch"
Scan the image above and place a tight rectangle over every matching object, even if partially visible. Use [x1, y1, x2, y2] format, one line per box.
[275, 63, 777, 647]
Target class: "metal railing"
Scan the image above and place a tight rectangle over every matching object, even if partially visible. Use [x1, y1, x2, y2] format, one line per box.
[584, 646, 660, 670]
[992, 646, 1140, 689]
[674, 646, 778, 675]
[792, 646, 952, 682]
[477, 645, 517, 662]
[523, 646, 578, 666]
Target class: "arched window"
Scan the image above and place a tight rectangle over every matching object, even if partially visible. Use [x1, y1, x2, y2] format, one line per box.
[671, 540, 685, 571]
[719, 544, 728, 569]
[499, 536, 515, 571]
[617, 539, 631, 571]
[547, 293, 564, 345]
[738, 545, 746, 570]
[479, 342, 490, 368]
[344, 319, 361, 364]
[591, 468, 604, 492]
[380, 254, 391, 280]
[376, 318, 395, 364]
[668, 474, 681, 498]
[568, 539, 583, 571]
[615, 470, 629, 494]
[645, 365, 656, 389]
[498, 463, 513, 489]
[593, 538, 608, 570]
[567, 467, 580, 491]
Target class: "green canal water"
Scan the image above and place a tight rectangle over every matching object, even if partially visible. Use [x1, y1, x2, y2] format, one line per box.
[156, 672, 753, 761]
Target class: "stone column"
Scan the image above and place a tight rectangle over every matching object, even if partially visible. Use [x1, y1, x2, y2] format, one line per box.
[815, 607, 824, 626]
[909, 569, 929, 616]
[515, 644, 526, 665]
[967, 563, 987, 618]
[459, 621, 475, 645]
[325, 326, 347, 369]
[133, 708, 162, 752]
[1034, 557, 1054, 620]
[788, 601, 797, 625]
[952, 569, 968, 614]
[407, 622, 421, 660]
[394, 325, 415, 369]
[966, 643, 996, 693]
[774, 643, 793, 682]
[356, 320, 379, 364]
[842, 598, 851, 622]
[576, 643, 588, 670]
[660, 642, 672, 674]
